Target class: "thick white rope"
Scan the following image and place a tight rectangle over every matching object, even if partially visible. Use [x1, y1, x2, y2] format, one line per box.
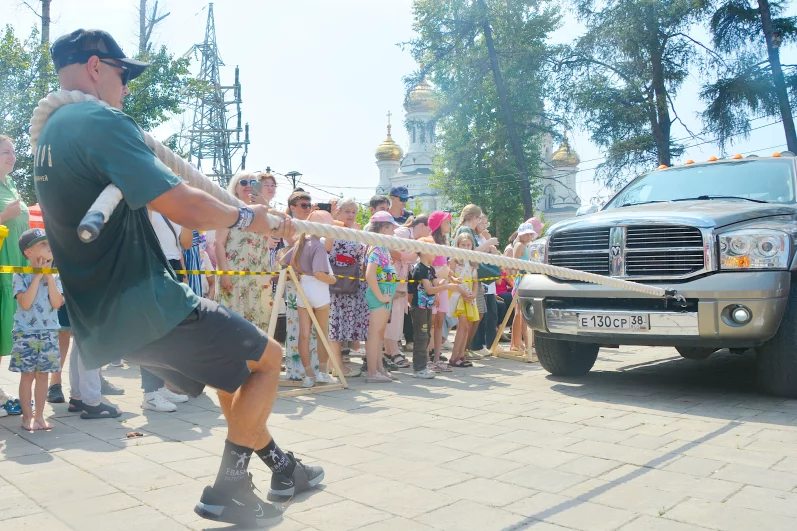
[30, 90, 668, 298]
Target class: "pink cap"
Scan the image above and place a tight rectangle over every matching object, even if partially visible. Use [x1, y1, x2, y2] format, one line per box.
[428, 211, 452, 233]
[370, 211, 400, 226]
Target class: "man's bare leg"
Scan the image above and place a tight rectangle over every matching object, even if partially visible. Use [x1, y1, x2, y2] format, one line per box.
[214, 338, 324, 501]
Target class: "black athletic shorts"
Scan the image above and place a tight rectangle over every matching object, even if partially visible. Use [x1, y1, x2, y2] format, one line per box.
[126, 298, 269, 397]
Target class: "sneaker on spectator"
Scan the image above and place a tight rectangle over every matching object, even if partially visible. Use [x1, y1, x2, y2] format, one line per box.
[142, 391, 176, 412]
[101, 376, 125, 395]
[47, 383, 65, 403]
[108, 359, 123, 368]
[315, 373, 338, 384]
[412, 369, 436, 379]
[159, 387, 189, 404]
[302, 376, 316, 388]
[464, 350, 483, 360]
[478, 348, 493, 357]
[442, 340, 453, 350]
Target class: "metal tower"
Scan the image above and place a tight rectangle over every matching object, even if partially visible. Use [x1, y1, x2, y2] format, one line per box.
[186, 2, 249, 186]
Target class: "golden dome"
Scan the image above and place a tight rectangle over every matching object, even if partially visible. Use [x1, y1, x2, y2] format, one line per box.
[551, 137, 580, 167]
[375, 122, 403, 162]
[405, 78, 438, 113]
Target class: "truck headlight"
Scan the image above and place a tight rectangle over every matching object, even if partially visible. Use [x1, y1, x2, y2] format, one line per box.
[719, 229, 790, 270]
[527, 238, 547, 263]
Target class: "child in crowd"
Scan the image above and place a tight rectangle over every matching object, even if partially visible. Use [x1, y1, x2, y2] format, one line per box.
[448, 232, 478, 367]
[10, 229, 64, 431]
[409, 237, 451, 378]
[428, 211, 454, 367]
[364, 211, 400, 383]
[282, 210, 338, 388]
[510, 222, 538, 351]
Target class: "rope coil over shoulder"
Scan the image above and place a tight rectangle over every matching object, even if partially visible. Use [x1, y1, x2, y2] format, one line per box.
[30, 90, 672, 299]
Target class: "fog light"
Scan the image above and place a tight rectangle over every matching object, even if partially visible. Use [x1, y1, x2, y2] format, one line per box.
[521, 301, 535, 322]
[731, 306, 752, 324]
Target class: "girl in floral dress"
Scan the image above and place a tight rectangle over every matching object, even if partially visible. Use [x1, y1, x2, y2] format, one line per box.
[214, 172, 273, 330]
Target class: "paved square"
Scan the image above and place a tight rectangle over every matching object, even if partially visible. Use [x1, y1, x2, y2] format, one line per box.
[2, 345, 797, 530]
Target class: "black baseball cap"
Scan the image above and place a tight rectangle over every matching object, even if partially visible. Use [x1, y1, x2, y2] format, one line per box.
[50, 29, 149, 83]
[390, 185, 412, 200]
[18, 228, 47, 253]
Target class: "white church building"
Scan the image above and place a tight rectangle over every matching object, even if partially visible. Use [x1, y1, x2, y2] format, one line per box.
[374, 79, 582, 221]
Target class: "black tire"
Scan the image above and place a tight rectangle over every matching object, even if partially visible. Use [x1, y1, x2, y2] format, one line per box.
[756, 283, 797, 398]
[536, 334, 599, 376]
[676, 347, 716, 361]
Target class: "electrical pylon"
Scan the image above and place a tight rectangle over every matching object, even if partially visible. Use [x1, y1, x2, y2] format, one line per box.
[185, 2, 249, 186]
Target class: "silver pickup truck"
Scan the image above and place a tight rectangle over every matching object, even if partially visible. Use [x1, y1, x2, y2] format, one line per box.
[517, 154, 797, 397]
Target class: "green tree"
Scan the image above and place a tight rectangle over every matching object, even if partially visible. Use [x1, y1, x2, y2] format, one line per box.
[0, 25, 57, 206]
[407, 0, 560, 240]
[557, 0, 711, 188]
[700, 0, 797, 151]
[123, 45, 197, 132]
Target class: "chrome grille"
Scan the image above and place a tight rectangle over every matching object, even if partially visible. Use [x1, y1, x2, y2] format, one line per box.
[627, 226, 704, 249]
[547, 225, 706, 279]
[549, 228, 610, 252]
[548, 228, 610, 276]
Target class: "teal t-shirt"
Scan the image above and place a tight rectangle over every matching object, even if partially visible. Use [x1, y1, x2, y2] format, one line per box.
[33, 102, 199, 368]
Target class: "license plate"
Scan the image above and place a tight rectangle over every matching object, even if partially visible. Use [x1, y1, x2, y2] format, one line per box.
[577, 313, 650, 331]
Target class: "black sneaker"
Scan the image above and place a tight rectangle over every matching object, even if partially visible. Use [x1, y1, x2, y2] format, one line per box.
[46, 383, 65, 403]
[195, 473, 283, 527]
[268, 452, 325, 501]
[100, 376, 125, 395]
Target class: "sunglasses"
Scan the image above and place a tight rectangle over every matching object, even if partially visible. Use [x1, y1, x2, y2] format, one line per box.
[238, 179, 257, 186]
[293, 202, 312, 209]
[398, 197, 409, 202]
[99, 59, 132, 85]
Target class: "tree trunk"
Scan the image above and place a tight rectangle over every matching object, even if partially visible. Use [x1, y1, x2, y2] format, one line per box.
[139, 0, 149, 54]
[477, 0, 535, 219]
[759, 0, 797, 152]
[41, 0, 51, 44]
[650, 48, 672, 166]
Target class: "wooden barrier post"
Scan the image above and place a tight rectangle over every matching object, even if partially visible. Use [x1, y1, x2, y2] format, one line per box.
[491, 289, 535, 363]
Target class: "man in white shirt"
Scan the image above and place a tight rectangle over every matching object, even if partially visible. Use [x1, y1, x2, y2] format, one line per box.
[150, 209, 191, 282]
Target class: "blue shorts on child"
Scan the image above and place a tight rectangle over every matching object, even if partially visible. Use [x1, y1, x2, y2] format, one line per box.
[8, 330, 61, 373]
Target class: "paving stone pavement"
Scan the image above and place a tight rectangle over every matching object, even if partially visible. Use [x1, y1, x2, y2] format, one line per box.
[2, 344, 797, 530]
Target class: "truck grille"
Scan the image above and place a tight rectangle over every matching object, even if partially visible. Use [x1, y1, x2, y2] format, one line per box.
[547, 225, 706, 279]
[549, 228, 610, 275]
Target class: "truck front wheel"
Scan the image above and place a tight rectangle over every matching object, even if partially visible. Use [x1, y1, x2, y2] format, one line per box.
[536, 335, 599, 377]
[757, 284, 797, 398]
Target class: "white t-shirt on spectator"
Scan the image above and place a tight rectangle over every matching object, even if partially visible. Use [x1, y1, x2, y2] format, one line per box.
[151, 213, 183, 261]
[200, 251, 213, 295]
[476, 234, 497, 295]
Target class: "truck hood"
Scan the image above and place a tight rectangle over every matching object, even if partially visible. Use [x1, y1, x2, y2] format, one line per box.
[552, 201, 797, 232]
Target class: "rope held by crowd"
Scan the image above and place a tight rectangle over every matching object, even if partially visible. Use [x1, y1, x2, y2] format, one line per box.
[29, 90, 672, 300]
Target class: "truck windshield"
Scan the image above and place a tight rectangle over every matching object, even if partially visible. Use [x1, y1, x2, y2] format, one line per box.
[604, 159, 796, 210]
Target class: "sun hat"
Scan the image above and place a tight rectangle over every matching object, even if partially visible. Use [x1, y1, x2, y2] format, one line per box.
[517, 222, 538, 238]
[428, 211, 452, 233]
[526, 217, 544, 235]
[370, 211, 401, 226]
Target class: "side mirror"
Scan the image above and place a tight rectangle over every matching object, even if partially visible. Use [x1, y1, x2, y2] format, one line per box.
[576, 205, 598, 216]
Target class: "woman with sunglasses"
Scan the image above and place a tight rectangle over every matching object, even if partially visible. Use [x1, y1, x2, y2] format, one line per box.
[214, 172, 274, 331]
[282, 190, 321, 381]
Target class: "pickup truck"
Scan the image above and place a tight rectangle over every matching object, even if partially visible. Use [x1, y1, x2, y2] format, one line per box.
[517, 154, 797, 397]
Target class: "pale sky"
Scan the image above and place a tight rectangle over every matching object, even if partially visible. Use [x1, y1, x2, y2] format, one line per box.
[6, 0, 797, 209]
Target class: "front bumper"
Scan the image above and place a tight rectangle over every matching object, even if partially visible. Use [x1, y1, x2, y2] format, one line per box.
[517, 271, 791, 348]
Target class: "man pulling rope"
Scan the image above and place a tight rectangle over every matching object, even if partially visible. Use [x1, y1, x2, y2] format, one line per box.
[33, 29, 319, 527]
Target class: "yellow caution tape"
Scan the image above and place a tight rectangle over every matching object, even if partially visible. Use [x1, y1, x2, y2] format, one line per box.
[1, 264, 525, 283]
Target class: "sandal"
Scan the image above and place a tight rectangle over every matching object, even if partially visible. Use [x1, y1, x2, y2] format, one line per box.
[68, 398, 84, 413]
[382, 355, 400, 371]
[426, 363, 441, 373]
[389, 354, 411, 368]
[448, 357, 467, 368]
[80, 402, 122, 420]
[436, 361, 453, 372]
